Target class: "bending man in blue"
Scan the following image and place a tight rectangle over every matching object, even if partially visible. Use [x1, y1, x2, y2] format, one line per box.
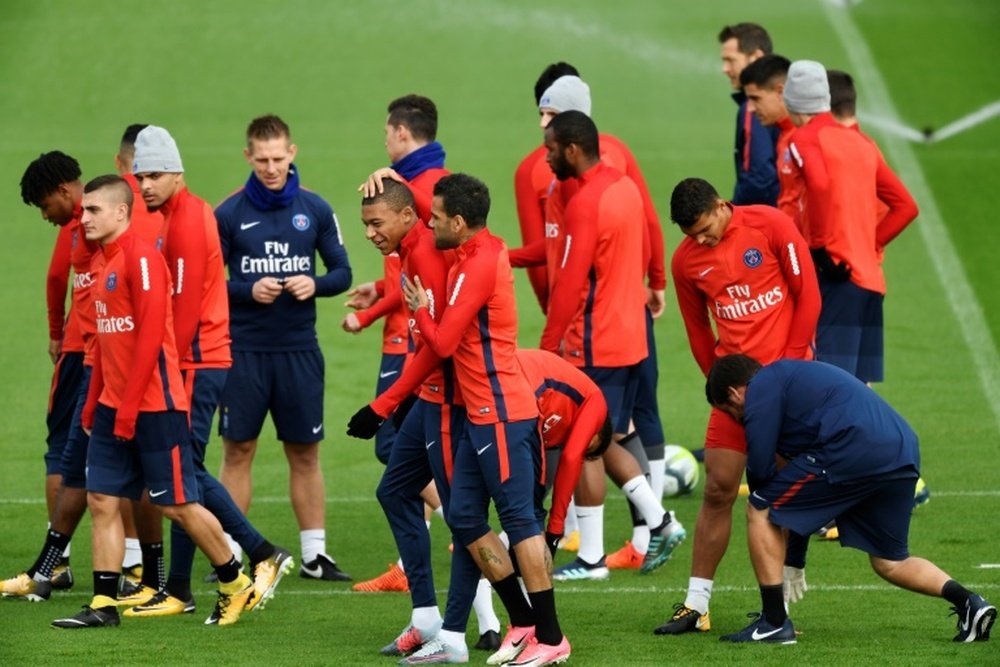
[705, 354, 994, 644]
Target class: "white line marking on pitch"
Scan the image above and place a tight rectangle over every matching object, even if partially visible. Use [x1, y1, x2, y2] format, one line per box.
[859, 100, 1000, 144]
[824, 1, 1000, 436]
[977, 564, 1000, 569]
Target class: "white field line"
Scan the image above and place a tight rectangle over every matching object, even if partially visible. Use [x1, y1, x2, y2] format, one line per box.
[858, 99, 1000, 144]
[3, 490, 1000, 505]
[823, 1, 1000, 435]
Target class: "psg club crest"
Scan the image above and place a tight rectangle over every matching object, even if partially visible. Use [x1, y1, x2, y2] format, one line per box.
[743, 248, 763, 268]
[292, 214, 311, 231]
[106, 272, 118, 290]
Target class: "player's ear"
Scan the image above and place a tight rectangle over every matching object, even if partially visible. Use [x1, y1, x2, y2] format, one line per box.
[287, 143, 298, 162]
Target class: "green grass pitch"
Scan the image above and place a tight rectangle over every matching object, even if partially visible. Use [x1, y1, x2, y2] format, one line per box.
[0, 1, 997, 665]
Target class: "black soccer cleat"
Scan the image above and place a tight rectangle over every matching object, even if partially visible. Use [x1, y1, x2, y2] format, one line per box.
[474, 629, 501, 651]
[299, 553, 352, 582]
[952, 594, 996, 642]
[52, 605, 120, 629]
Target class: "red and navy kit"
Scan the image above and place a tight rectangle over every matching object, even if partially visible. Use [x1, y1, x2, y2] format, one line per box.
[517, 349, 607, 537]
[539, 162, 648, 369]
[513, 132, 665, 311]
[672, 204, 820, 376]
[46, 209, 94, 354]
[775, 116, 805, 234]
[81, 227, 189, 440]
[731, 90, 780, 206]
[158, 187, 232, 369]
[411, 229, 536, 425]
[789, 112, 918, 295]
[216, 184, 351, 351]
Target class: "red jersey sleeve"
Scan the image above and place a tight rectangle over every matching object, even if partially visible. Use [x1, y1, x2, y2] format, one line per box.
[766, 217, 821, 360]
[355, 286, 403, 329]
[508, 239, 546, 268]
[790, 128, 831, 248]
[165, 212, 208, 362]
[547, 393, 607, 536]
[81, 340, 104, 431]
[671, 243, 717, 376]
[46, 224, 74, 342]
[370, 345, 440, 416]
[413, 254, 494, 360]
[874, 157, 918, 248]
[539, 200, 599, 353]
[115, 248, 173, 439]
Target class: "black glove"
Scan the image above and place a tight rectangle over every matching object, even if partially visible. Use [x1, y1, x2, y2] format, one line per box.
[810, 247, 851, 282]
[346, 405, 384, 439]
[545, 532, 562, 558]
[392, 393, 418, 431]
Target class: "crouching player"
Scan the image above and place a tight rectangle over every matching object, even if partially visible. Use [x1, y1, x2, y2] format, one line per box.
[705, 354, 995, 644]
[51, 176, 253, 629]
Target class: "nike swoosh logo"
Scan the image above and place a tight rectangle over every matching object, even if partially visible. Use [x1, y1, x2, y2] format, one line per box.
[476, 442, 493, 455]
[698, 266, 714, 277]
[379, 370, 398, 379]
[240, 221, 262, 230]
[97, 574, 118, 580]
[149, 489, 168, 498]
[425, 440, 436, 450]
[751, 626, 785, 640]
[312, 424, 323, 434]
[300, 563, 322, 577]
[513, 634, 528, 648]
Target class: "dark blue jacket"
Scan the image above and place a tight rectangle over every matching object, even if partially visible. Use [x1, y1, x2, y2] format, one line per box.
[731, 91, 780, 206]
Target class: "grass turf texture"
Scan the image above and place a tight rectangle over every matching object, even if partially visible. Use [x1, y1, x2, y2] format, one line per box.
[0, 1, 997, 664]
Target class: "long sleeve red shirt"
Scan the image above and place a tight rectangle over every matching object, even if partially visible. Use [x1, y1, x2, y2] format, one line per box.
[790, 112, 918, 295]
[672, 204, 821, 376]
[516, 349, 607, 536]
[81, 228, 188, 439]
[158, 187, 232, 369]
[540, 162, 648, 368]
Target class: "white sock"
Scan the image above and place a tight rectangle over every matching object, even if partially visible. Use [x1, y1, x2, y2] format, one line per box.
[425, 519, 432, 531]
[300, 529, 326, 564]
[123, 537, 142, 568]
[412, 605, 442, 631]
[396, 557, 404, 571]
[685, 577, 714, 615]
[631, 525, 650, 554]
[62, 541, 71, 559]
[649, 457, 666, 501]
[497, 531, 510, 550]
[622, 475, 666, 528]
[473, 578, 500, 634]
[575, 505, 604, 564]
[433, 505, 445, 520]
[564, 498, 579, 534]
[438, 629, 467, 651]
[224, 533, 242, 565]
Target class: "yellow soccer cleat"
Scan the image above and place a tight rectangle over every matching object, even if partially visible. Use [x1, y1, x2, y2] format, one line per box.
[205, 572, 255, 626]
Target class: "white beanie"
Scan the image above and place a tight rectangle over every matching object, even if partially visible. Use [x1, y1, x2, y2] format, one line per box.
[133, 125, 184, 174]
[539, 75, 592, 116]
[783, 60, 831, 114]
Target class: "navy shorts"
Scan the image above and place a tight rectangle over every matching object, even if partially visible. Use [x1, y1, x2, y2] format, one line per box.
[60, 365, 92, 488]
[219, 349, 324, 443]
[816, 277, 884, 383]
[750, 457, 917, 561]
[632, 308, 665, 449]
[582, 364, 639, 434]
[374, 353, 406, 465]
[448, 419, 542, 548]
[182, 368, 227, 461]
[45, 351, 85, 474]
[86, 404, 198, 506]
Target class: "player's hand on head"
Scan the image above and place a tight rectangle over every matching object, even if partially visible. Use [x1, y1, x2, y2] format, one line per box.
[347, 404, 385, 439]
[283, 275, 316, 300]
[252, 276, 284, 304]
[344, 282, 378, 309]
[359, 168, 403, 198]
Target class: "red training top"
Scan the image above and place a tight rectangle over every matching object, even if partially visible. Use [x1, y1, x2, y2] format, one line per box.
[672, 204, 821, 376]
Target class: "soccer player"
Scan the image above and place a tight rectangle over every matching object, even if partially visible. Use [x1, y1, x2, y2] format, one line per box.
[784, 61, 918, 383]
[127, 125, 294, 616]
[510, 74, 673, 572]
[718, 22, 780, 206]
[528, 111, 684, 581]
[214, 115, 352, 582]
[2, 152, 91, 600]
[655, 177, 820, 635]
[351, 174, 570, 666]
[739, 55, 802, 228]
[705, 354, 996, 644]
[50, 175, 253, 629]
[514, 61, 580, 313]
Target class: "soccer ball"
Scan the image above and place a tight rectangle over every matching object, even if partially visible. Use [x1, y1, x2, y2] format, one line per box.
[662, 445, 700, 497]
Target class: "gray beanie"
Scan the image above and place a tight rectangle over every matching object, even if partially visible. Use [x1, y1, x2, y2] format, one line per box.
[539, 75, 592, 116]
[133, 125, 184, 173]
[783, 60, 831, 114]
